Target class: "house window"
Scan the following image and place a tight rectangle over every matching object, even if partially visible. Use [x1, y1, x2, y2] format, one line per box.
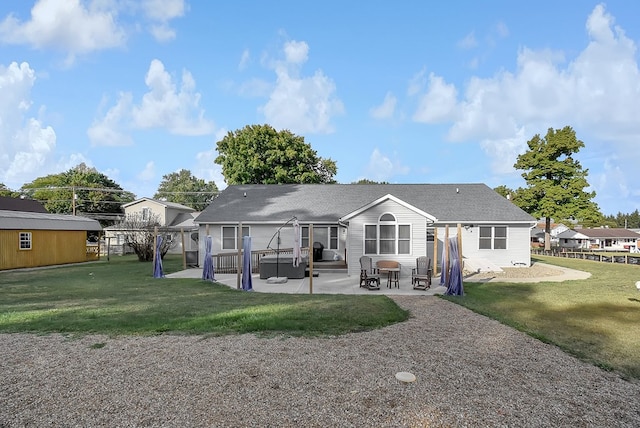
[479, 226, 507, 250]
[364, 213, 411, 255]
[330, 227, 338, 250]
[301, 226, 338, 250]
[221, 226, 250, 250]
[19, 232, 32, 250]
[142, 207, 150, 221]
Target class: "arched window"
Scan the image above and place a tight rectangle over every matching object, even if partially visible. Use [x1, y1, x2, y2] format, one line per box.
[364, 213, 411, 255]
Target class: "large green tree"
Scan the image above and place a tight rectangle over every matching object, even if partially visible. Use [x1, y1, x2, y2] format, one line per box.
[215, 124, 337, 184]
[20, 163, 134, 223]
[154, 169, 218, 210]
[0, 183, 17, 197]
[514, 126, 601, 250]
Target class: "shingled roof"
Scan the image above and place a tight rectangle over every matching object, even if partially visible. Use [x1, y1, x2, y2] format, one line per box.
[558, 228, 640, 239]
[0, 196, 47, 213]
[0, 210, 102, 231]
[195, 184, 535, 224]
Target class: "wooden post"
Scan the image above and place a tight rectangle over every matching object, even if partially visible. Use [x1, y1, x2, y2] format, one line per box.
[309, 225, 313, 294]
[236, 222, 242, 289]
[444, 224, 449, 279]
[433, 227, 438, 276]
[106, 236, 111, 262]
[457, 223, 463, 273]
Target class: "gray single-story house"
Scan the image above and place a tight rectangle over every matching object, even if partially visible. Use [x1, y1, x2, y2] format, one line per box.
[556, 227, 640, 252]
[194, 183, 536, 276]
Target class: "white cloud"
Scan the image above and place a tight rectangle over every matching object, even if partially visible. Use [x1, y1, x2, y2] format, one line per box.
[195, 149, 227, 190]
[413, 73, 458, 123]
[413, 5, 640, 166]
[140, 0, 186, 22]
[479, 128, 528, 175]
[407, 68, 427, 96]
[149, 23, 176, 42]
[363, 148, 410, 182]
[88, 59, 215, 146]
[0, 0, 126, 63]
[260, 40, 344, 134]
[458, 32, 477, 49]
[55, 153, 91, 172]
[239, 49, 250, 71]
[132, 59, 215, 135]
[140, 0, 187, 42]
[0, 0, 187, 62]
[283, 40, 309, 64]
[496, 21, 509, 38]
[411, 3, 640, 202]
[87, 92, 134, 146]
[137, 161, 156, 181]
[0, 62, 58, 187]
[370, 92, 397, 120]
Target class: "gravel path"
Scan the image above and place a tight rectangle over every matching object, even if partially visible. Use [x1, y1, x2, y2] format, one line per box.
[2, 297, 639, 427]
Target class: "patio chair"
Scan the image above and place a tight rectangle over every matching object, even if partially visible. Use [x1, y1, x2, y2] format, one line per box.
[412, 256, 432, 290]
[359, 256, 380, 290]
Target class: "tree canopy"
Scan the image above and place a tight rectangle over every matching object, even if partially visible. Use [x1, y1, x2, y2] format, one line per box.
[20, 163, 134, 223]
[0, 183, 16, 197]
[604, 210, 640, 228]
[514, 126, 601, 248]
[215, 124, 337, 184]
[351, 179, 390, 184]
[154, 169, 218, 210]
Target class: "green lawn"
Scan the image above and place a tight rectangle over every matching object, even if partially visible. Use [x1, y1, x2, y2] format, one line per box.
[0, 255, 408, 337]
[3, 254, 639, 380]
[443, 255, 640, 380]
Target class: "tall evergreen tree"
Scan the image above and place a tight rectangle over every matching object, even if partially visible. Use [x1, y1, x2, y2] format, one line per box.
[514, 126, 601, 250]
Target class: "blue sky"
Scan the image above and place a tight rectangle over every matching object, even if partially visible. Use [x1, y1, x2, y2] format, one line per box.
[1, 1, 639, 216]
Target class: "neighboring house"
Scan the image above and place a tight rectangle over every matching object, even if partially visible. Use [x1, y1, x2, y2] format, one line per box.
[0, 195, 48, 213]
[194, 184, 537, 276]
[0, 197, 101, 270]
[531, 221, 570, 247]
[103, 198, 199, 254]
[556, 228, 640, 252]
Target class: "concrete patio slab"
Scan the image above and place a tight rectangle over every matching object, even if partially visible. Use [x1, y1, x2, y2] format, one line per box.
[166, 268, 448, 295]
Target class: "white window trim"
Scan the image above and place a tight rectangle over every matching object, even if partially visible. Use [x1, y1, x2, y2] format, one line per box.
[19, 231, 32, 250]
[301, 225, 339, 250]
[363, 213, 412, 255]
[479, 226, 508, 250]
[220, 225, 250, 250]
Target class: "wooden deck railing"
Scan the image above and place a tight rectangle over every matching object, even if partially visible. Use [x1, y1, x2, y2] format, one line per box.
[86, 244, 100, 261]
[532, 249, 640, 265]
[212, 247, 311, 274]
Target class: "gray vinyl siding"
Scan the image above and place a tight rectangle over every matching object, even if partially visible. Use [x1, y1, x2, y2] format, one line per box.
[198, 223, 346, 266]
[345, 199, 430, 277]
[447, 224, 531, 267]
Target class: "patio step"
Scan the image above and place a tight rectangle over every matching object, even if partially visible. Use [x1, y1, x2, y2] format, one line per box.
[306, 260, 347, 273]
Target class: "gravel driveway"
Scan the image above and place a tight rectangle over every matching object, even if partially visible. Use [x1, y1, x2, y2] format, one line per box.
[2, 296, 639, 427]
